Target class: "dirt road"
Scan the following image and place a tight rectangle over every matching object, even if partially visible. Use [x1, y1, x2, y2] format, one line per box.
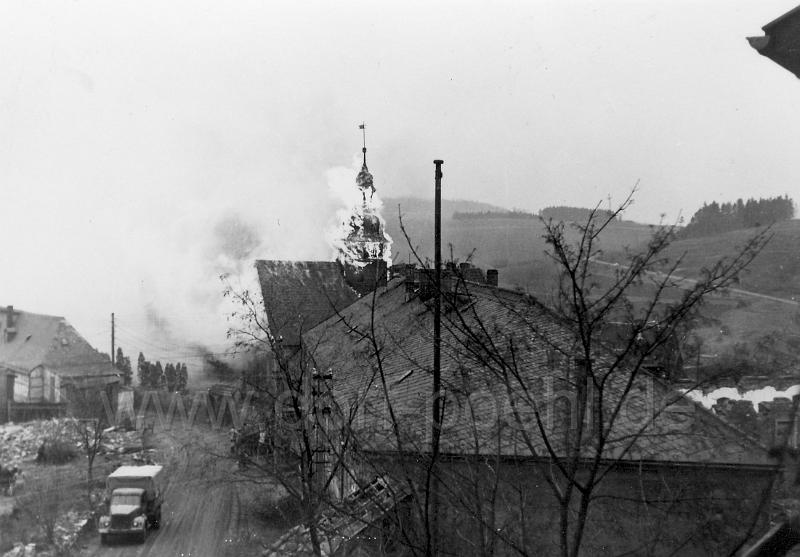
[78, 426, 245, 557]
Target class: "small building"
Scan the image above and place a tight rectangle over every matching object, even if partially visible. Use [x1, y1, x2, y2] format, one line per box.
[0, 305, 120, 423]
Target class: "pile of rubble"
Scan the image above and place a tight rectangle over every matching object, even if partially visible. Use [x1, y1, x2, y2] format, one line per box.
[263, 477, 410, 557]
[1, 510, 94, 557]
[0, 420, 72, 469]
[54, 510, 94, 551]
[101, 426, 146, 455]
[0, 419, 145, 470]
[1, 543, 36, 557]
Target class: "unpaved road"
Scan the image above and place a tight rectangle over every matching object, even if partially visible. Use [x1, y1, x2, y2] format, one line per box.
[78, 426, 245, 557]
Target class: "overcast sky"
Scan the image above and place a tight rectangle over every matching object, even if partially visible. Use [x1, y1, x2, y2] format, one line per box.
[2, 0, 799, 361]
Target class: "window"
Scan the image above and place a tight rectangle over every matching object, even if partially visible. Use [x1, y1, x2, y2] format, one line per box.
[774, 418, 798, 449]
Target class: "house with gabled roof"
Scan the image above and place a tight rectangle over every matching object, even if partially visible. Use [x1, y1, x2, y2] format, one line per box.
[298, 271, 778, 556]
[254, 140, 777, 554]
[0, 305, 120, 423]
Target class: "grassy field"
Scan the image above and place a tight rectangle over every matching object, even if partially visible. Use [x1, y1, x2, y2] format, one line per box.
[627, 219, 800, 300]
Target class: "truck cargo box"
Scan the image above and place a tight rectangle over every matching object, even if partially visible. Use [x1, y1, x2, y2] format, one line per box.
[106, 465, 164, 495]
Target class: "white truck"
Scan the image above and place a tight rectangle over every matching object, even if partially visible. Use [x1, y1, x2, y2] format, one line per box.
[98, 465, 164, 544]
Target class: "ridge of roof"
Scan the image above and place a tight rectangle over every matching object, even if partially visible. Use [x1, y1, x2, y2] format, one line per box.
[0, 306, 66, 321]
[763, 4, 800, 32]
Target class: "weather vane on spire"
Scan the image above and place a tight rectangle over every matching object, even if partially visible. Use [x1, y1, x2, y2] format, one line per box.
[359, 122, 367, 165]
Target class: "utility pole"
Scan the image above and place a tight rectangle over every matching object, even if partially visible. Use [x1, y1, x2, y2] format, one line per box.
[111, 313, 115, 367]
[430, 159, 444, 557]
[433, 159, 443, 449]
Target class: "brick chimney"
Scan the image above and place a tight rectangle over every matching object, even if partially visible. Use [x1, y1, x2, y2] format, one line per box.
[2, 306, 17, 342]
[486, 269, 499, 287]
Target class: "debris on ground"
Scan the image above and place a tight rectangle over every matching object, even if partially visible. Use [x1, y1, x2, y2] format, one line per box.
[263, 476, 410, 557]
[0, 419, 144, 471]
[0, 420, 69, 469]
[53, 510, 94, 550]
[0, 418, 148, 556]
[1, 543, 37, 557]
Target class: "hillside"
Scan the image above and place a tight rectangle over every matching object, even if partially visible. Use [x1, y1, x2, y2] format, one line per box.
[383, 196, 652, 274]
[384, 197, 506, 220]
[382, 199, 800, 381]
[654, 219, 800, 300]
[600, 220, 800, 379]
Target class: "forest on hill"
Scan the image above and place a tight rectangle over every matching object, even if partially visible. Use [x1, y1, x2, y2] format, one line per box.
[680, 195, 794, 238]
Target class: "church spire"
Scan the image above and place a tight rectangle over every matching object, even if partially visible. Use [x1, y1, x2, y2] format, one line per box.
[356, 122, 375, 200]
[336, 124, 391, 269]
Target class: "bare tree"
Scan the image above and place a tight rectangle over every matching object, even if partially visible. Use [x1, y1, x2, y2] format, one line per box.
[222, 192, 776, 557]
[67, 384, 111, 503]
[475, 194, 765, 555]
[222, 276, 368, 557]
[298, 193, 777, 557]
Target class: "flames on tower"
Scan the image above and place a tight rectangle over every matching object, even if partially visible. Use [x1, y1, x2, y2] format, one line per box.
[332, 125, 392, 270]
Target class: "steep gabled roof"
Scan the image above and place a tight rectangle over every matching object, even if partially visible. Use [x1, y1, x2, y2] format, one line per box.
[0, 308, 116, 381]
[255, 260, 360, 346]
[304, 279, 773, 468]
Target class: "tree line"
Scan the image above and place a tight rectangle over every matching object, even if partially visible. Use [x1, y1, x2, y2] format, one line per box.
[452, 206, 620, 223]
[452, 209, 538, 220]
[539, 205, 617, 223]
[136, 351, 188, 391]
[681, 195, 794, 238]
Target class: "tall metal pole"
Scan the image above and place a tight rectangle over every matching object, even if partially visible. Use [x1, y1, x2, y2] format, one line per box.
[433, 160, 443, 442]
[431, 159, 443, 556]
[111, 313, 115, 366]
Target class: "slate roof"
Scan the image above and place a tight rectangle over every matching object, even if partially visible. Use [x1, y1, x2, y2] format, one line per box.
[0, 308, 118, 383]
[304, 279, 774, 468]
[255, 260, 360, 346]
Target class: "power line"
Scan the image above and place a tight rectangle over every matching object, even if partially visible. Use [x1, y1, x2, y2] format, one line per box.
[114, 327, 230, 354]
[113, 322, 232, 352]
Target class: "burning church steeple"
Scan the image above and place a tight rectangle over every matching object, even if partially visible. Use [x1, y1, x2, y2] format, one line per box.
[336, 124, 392, 268]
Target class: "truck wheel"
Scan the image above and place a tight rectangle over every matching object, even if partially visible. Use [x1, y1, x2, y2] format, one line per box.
[152, 509, 161, 529]
[139, 530, 147, 544]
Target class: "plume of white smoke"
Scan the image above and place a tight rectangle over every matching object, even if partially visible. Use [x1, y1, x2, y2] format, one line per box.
[17, 192, 335, 379]
[122, 202, 331, 376]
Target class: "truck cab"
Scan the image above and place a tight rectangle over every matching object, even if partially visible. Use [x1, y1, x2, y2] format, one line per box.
[99, 465, 164, 544]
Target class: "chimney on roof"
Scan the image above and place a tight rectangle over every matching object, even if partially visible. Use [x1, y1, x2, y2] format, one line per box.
[486, 269, 499, 287]
[2, 305, 17, 342]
